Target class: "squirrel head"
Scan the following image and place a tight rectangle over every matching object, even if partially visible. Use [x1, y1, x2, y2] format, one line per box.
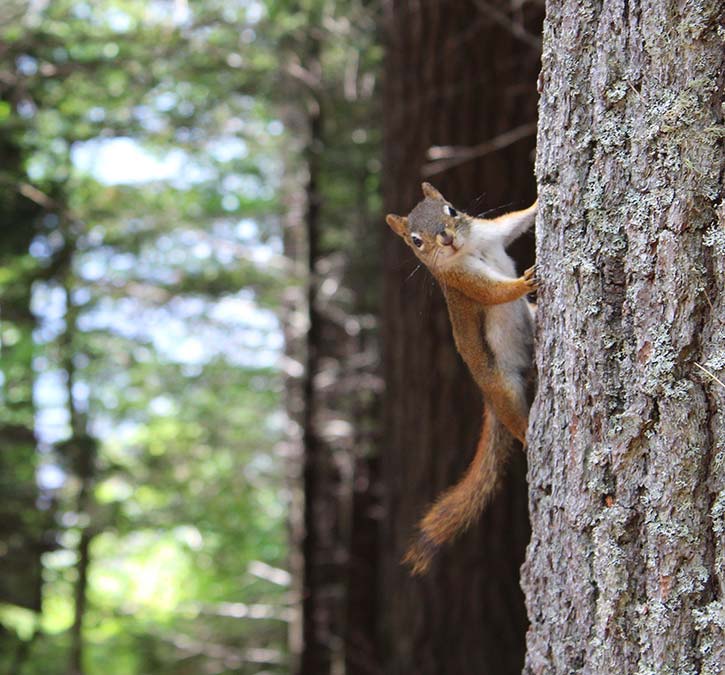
[386, 182, 472, 274]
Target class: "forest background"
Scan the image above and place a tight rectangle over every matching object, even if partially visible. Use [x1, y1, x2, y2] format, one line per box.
[12, 1, 720, 675]
[1, 0, 383, 673]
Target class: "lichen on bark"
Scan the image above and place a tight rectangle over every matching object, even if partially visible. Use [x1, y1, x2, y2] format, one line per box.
[523, 1, 725, 673]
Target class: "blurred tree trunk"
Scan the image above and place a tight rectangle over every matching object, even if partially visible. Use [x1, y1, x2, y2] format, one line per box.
[381, 2, 543, 673]
[0, 212, 44, 613]
[281, 119, 308, 673]
[285, 29, 352, 675]
[282, 7, 384, 674]
[0, 129, 47, 615]
[294, 77, 384, 675]
[60, 247, 98, 675]
[299, 59, 342, 675]
[523, 1, 725, 673]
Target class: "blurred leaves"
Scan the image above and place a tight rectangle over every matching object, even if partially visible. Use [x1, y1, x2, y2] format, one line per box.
[0, 0, 381, 672]
[0, 1, 292, 673]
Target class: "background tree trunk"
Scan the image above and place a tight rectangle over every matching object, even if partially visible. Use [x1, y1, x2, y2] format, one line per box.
[0, 133, 46, 615]
[381, 2, 543, 673]
[281, 10, 384, 673]
[524, 1, 725, 673]
[60, 245, 99, 675]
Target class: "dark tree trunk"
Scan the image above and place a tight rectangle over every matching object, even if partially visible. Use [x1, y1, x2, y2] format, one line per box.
[524, 1, 725, 673]
[61, 259, 98, 675]
[0, 132, 46, 614]
[287, 12, 384, 672]
[300, 81, 342, 675]
[381, 2, 543, 673]
[69, 528, 92, 675]
[289, 27, 351, 674]
[344, 455, 381, 675]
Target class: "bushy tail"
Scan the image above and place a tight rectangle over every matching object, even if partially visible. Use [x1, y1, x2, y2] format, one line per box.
[402, 406, 514, 575]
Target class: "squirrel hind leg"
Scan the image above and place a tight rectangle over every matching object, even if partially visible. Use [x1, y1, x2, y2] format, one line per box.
[483, 370, 530, 445]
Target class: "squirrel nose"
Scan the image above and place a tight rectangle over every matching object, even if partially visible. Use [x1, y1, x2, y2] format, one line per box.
[438, 230, 454, 246]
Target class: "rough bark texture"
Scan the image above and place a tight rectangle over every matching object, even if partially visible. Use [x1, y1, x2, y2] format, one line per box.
[382, 2, 543, 673]
[524, 1, 725, 673]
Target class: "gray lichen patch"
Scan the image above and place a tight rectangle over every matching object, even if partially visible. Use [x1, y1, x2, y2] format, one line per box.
[709, 491, 725, 537]
[693, 601, 725, 675]
[703, 223, 725, 256]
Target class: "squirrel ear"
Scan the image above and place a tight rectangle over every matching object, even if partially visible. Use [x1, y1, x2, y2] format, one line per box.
[385, 214, 408, 237]
[421, 182, 444, 201]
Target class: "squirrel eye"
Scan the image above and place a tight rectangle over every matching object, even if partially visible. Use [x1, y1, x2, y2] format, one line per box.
[411, 233, 424, 248]
[443, 204, 457, 217]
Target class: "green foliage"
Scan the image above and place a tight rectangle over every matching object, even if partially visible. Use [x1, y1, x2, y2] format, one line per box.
[0, 1, 294, 673]
[0, 0, 381, 672]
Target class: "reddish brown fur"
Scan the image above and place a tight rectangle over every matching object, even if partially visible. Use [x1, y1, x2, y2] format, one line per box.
[443, 265, 536, 306]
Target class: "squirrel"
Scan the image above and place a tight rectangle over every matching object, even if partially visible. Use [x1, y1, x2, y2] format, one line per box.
[386, 182, 537, 575]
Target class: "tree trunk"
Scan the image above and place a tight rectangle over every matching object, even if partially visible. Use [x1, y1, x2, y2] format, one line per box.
[282, 26, 350, 674]
[60, 257, 98, 675]
[524, 1, 725, 673]
[283, 16, 384, 670]
[69, 528, 92, 675]
[381, 2, 543, 673]
[0, 131, 46, 614]
[300, 81, 343, 675]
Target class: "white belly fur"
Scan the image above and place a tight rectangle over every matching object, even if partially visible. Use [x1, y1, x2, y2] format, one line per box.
[485, 300, 533, 373]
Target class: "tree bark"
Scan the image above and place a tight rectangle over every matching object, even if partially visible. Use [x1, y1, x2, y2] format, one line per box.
[300, 82, 342, 675]
[0, 129, 46, 614]
[285, 25, 350, 674]
[381, 2, 543, 673]
[69, 528, 92, 675]
[524, 1, 725, 673]
[61, 274, 97, 675]
[283, 15, 384, 671]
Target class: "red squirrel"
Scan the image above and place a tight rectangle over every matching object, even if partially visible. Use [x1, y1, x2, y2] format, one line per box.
[386, 182, 536, 574]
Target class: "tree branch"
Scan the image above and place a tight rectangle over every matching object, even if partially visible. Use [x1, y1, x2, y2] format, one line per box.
[422, 122, 537, 177]
[472, 0, 542, 50]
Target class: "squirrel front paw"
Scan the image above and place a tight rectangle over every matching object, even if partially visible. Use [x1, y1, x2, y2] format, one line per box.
[523, 265, 538, 291]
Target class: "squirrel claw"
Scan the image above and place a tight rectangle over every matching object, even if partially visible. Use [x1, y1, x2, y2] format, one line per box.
[523, 265, 538, 290]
